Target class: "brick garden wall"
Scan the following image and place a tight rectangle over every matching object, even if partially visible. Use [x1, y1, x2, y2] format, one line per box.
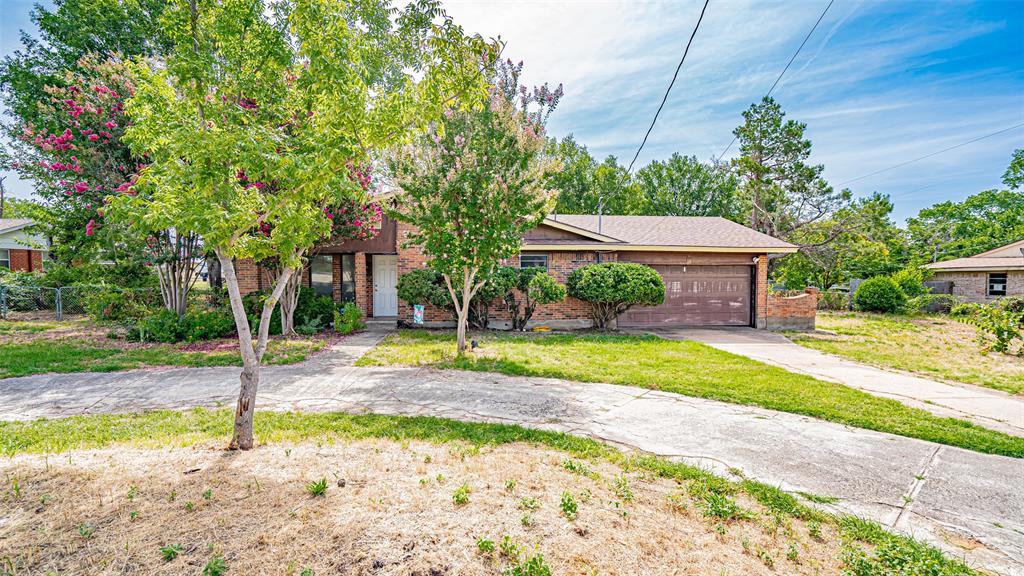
[766, 287, 818, 331]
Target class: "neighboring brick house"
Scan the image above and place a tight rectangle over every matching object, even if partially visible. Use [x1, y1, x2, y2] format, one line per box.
[925, 240, 1024, 303]
[235, 214, 809, 330]
[0, 219, 48, 273]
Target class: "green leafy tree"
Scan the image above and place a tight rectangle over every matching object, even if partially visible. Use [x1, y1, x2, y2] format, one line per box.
[635, 153, 741, 219]
[1004, 148, 1023, 190]
[566, 262, 664, 330]
[548, 136, 645, 215]
[114, 0, 492, 449]
[389, 59, 563, 354]
[775, 193, 905, 289]
[0, 0, 172, 131]
[732, 96, 849, 243]
[907, 189, 1024, 263]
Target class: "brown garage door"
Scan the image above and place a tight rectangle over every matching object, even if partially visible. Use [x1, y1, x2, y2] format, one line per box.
[619, 265, 752, 327]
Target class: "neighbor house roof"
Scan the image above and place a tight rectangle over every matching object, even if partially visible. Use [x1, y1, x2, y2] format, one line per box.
[524, 215, 798, 253]
[925, 239, 1024, 272]
[0, 218, 35, 235]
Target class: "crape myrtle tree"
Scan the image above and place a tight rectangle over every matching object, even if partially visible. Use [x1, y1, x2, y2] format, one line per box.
[388, 59, 563, 354]
[6, 56, 202, 313]
[114, 0, 493, 450]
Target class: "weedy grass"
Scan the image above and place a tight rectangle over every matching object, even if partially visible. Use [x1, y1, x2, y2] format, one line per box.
[0, 408, 983, 575]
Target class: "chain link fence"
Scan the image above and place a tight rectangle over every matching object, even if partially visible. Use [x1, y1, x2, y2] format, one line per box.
[0, 285, 162, 321]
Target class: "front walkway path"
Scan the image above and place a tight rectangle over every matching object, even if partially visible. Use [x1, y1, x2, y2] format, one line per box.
[1, 330, 1022, 574]
[646, 327, 1024, 438]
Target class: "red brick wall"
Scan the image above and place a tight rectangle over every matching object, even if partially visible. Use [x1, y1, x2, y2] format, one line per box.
[766, 287, 817, 331]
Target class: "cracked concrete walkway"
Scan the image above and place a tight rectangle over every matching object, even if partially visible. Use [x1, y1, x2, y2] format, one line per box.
[1, 330, 1022, 574]
[646, 327, 1024, 438]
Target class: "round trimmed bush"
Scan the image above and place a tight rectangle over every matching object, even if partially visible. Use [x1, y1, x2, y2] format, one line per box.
[853, 276, 907, 313]
[566, 262, 665, 329]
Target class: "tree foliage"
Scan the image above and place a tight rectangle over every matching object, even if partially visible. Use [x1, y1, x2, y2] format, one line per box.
[548, 136, 645, 215]
[388, 58, 562, 353]
[635, 153, 740, 219]
[732, 96, 850, 242]
[906, 189, 1024, 263]
[114, 0, 493, 449]
[566, 262, 664, 330]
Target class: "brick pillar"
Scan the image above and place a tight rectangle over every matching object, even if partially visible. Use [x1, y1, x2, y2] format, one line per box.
[30, 250, 43, 272]
[332, 254, 342, 302]
[755, 254, 768, 329]
[354, 253, 370, 316]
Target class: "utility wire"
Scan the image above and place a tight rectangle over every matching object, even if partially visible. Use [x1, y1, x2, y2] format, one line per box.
[836, 121, 1024, 187]
[715, 0, 835, 163]
[626, 0, 711, 174]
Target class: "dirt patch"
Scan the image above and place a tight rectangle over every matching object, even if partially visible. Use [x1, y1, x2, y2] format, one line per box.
[0, 439, 844, 575]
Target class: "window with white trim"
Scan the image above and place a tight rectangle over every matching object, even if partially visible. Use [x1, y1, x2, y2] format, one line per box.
[520, 254, 548, 270]
[988, 273, 1007, 297]
[0, 249, 9, 270]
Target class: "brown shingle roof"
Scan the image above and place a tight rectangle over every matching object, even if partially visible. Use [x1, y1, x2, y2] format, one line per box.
[541, 215, 796, 251]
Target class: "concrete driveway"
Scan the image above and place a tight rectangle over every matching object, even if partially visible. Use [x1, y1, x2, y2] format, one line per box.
[643, 327, 1024, 438]
[1, 330, 1022, 574]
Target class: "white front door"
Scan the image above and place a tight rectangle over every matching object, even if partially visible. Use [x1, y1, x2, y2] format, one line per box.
[372, 254, 398, 317]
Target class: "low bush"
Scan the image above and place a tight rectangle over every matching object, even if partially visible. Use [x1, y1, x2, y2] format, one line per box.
[566, 263, 665, 330]
[127, 308, 236, 343]
[500, 267, 567, 331]
[952, 296, 1024, 354]
[890, 267, 930, 298]
[816, 289, 849, 311]
[396, 267, 500, 328]
[852, 276, 907, 313]
[243, 287, 333, 335]
[83, 287, 160, 324]
[334, 303, 366, 334]
[41, 261, 158, 289]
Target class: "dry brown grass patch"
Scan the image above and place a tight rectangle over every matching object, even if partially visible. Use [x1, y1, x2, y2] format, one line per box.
[1, 439, 844, 575]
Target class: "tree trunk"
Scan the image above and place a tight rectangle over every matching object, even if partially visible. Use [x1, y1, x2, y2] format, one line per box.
[155, 230, 201, 318]
[444, 268, 482, 356]
[277, 266, 303, 335]
[217, 248, 296, 450]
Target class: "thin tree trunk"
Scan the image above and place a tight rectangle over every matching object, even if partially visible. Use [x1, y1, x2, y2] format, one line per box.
[444, 267, 483, 355]
[217, 248, 295, 450]
[277, 264, 303, 335]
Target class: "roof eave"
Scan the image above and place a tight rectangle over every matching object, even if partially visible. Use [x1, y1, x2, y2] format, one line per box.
[540, 217, 621, 243]
[521, 243, 798, 254]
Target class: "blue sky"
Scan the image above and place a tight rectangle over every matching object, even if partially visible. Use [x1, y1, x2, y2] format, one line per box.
[2, 0, 1022, 222]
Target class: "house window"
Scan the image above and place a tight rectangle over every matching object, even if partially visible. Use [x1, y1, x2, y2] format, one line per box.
[0, 249, 9, 270]
[520, 254, 548, 270]
[988, 273, 1007, 297]
[310, 255, 333, 297]
[340, 254, 356, 302]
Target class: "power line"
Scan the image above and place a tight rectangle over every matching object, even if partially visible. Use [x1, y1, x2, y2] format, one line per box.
[626, 0, 711, 174]
[715, 0, 835, 163]
[837, 120, 1024, 187]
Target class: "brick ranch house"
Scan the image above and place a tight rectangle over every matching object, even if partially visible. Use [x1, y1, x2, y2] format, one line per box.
[235, 214, 818, 330]
[0, 219, 48, 272]
[925, 239, 1024, 303]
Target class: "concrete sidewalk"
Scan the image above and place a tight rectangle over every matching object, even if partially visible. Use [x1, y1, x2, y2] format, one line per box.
[1, 330, 1022, 574]
[648, 327, 1024, 438]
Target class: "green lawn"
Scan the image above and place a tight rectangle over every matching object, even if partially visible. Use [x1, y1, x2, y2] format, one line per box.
[790, 312, 1024, 395]
[0, 409, 981, 576]
[357, 330, 1024, 458]
[0, 337, 326, 379]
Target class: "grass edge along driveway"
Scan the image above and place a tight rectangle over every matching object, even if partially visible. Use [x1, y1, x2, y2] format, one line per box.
[357, 330, 1024, 458]
[0, 408, 984, 576]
